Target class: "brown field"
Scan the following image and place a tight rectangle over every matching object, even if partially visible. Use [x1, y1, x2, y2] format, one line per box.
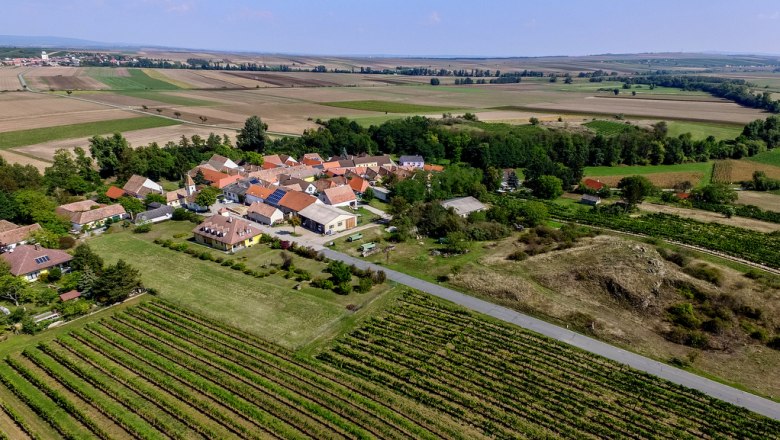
[712, 159, 780, 183]
[639, 202, 780, 233]
[0, 67, 23, 91]
[0, 93, 137, 132]
[737, 191, 780, 211]
[0, 149, 50, 171]
[14, 124, 237, 161]
[588, 171, 706, 188]
[22, 67, 108, 91]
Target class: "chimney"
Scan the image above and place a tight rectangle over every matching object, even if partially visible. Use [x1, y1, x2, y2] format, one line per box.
[34, 244, 39, 250]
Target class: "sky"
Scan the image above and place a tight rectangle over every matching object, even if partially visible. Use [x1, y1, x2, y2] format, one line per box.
[3, 0, 780, 57]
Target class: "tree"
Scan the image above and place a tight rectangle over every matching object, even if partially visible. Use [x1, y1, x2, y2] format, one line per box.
[91, 259, 142, 304]
[71, 243, 104, 274]
[362, 187, 375, 203]
[30, 229, 61, 249]
[144, 193, 166, 207]
[77, 266, 99, 298]
[236, 116, 268, 153]
[326, 260, 352, 285]
[288, 215, 301, 234]
[195, 186, 220, 208]
[691, 184, 737, 205]
[518, 201, 549, 227]
[89, 133, 130, 177]
[44, 149, 91, 195]
[119, 196, 145, 218]
[530, 175, 564, 199]
[613, 89, 620, 95]
[0, 275, 27, 307]
[193, 169, 207, 186]
[529, 117, 540, 126]
[430, 78, 440, 86]
[173, 111, 182, 119]
[617, 175, 655, 208]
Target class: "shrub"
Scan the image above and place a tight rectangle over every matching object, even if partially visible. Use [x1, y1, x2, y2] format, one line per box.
[280, 251, 294, 271]
[371, 271, 387, 285]
[357, 277, 373, 293]
[231, 262, 246, 271]
[657, 248, 691, 267]
[47, 267, 62, 282]
[507, 250, 528, 261]
[767, 336, 780, 350]
[335, 281, 353, 295]
[221, 260, 232, 267]
[173, 233, 189, 239]
[701, 318, 728, 334]
[750, 328, 769, 342]
[59, 236, 76, 249]
[683, 263, 723, 286]
[133, 223, 152, 234]
[667, 303, 701, 329]
[311, 278, 334, 290]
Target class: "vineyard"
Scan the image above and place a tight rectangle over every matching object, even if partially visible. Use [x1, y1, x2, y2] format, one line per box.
[0, 296, 778, 439]
[321, 292, 780, 439]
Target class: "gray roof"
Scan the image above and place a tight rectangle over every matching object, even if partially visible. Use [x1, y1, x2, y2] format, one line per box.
[223, 181, 250, 196]
[399, 155, 424, 163]
[135, 204, 174, 223]
[440, 196, 486, 216]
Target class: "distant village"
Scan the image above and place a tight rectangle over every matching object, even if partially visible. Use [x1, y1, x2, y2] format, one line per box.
[1, 50, 134, 67]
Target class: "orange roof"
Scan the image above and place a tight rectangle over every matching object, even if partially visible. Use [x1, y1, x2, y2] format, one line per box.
[194, 167, 241, 189]
[423, 164, 444, 172]
[262, 161, 281, 170]
[348, 176, 369, 193]
[59, 290, 81, 301]
[246, 184, 275, 199]
[302, 157, 323, 166]
[322, 161, 342, 170]
[279, 191, 318, 212]
[582, 179, 605, 191]
[322, 186, 357, 205]
[676, 192, 691, 200]
[105, 186, 126, 199]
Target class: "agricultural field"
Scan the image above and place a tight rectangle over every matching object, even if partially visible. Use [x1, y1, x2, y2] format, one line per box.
[322, 100, 459, 113]
[584, 162, 714, 188]
[0, 293, 777, 439]
[0, 93, 136, 132]
[0, 67, 23, 91]
[737, 191, 780, 212]
[747, 147, 780, 167]
[583, 119, 634, 135]
[665, 121, 743, 140]
[712, 159, 780, 184]
[86, 68, 180, 91]
[0, 117, 180, 149]
[23, 67, 108, 91]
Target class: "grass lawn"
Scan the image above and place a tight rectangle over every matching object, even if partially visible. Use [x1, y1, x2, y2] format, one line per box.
[584, 162, 713, 177]
[116, 90, 215, 106]
[88, 68, 180, 91]
[666, 121, 742, 140]
[0, 117, 180, 149]
[321, 100, 459, 114]
[87, 221, 392, 349]
[367, 199, 390, 212]
[747, 148, 780, 167]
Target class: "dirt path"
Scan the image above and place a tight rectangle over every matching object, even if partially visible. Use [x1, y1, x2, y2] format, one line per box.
[639, 202, 780, 233]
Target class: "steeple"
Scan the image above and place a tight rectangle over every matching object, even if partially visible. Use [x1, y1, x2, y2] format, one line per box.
[185, 174, 196, 196]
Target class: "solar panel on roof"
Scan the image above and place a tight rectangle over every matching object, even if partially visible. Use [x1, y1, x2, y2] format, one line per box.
[266, 189, 286, 206]
[34, 256, 50, 264]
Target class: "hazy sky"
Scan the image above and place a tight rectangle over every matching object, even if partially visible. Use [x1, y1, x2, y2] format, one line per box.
[3, 0, 780, 56]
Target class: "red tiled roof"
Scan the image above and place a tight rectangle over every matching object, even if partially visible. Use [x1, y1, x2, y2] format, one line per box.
[676, 192, 691, 199]
[582, 179, 605, 191]
[1, 245, 73, 277]
[0, 223, 41, 247]
[246, 184, 275, 199]
[59, 290, 81, 301]
[193, 215, 263, 246]
[423, 164, 444, 172]
[247, 202, 281, 218]
[348, 176, 369, 193]
[322, 186, 357, 205]
[56, 201, 127, 225]
[278, 191, 318, 212]
[105, 186, 126, 199]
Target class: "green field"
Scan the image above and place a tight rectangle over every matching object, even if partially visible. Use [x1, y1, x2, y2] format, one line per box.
[116, 90, 215, 106]
[88, 68, 180, 91]
[666, 121, 742, 140]
[0, 117, 180, 149]
[584, 161, 713, 177]
[321, 100, 459, 113]
[88, 221, 388, 349]
[555, 80, 709, 95]
[583, 120, 634, 135]
[747, 147, 780, 167]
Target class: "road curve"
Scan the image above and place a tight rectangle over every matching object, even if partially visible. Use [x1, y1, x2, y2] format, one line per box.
[313, 247, 780, 421]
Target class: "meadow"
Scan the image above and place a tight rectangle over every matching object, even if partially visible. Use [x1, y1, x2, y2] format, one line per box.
[584, 162, 714, 187]
[87, 68, 180, 91]
[666, 121, 742, 140]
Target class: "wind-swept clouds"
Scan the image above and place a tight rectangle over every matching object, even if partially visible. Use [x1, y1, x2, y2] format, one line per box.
[140, 0, 194, 14]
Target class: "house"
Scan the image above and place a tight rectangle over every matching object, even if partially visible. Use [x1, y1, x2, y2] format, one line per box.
[190, 166, 242, 189]
[122, 175, 164, 199]
[581, 178, 606, 192]
[206, 154, 239, 171]
[371, 186, 391, 202]
[59, 290, 81, 302]
[348, 176, 370, 194]
[354, 155, 393, 168]
[56, 200, 128, 232]
[0, 221, 42, 253]
[423, 164, 444, 172]
[440, 196, 487, 218]
[222, 181, 251, 203]
[321, 185, 358, 208]
[263, 154, 298, 168]
[247, 202, 284, 225]
[277, 191, 319, 216]
[580, 194, 602, 206]
[192, 215, 263, 252]
[313, 179, 338, 194]
[245, 184, 276, 205]
[301, 153, 324, 166]
[279, 176, 317, 194]
[135, 203, 175, 224]
[1, 244, 73, 281]
[105, 186, 126, 200]
[399, 155, 425, 169]
[297, 204, 357, 235]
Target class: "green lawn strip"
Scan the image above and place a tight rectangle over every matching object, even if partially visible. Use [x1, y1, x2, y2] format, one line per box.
[89, 225, 350, 349]
[88, 69, 180, 91]
[115, 90, 216, 107]
[665, 121, 742, 140]
[584, 162, 713, 177]
[320, 100, 459, 113]
[0, 117, 180, 149]
[747, 148, 780, 167]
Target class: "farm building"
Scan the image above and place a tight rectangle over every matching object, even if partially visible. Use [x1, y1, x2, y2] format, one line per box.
[56, 200, 127, 232]
[277, 190, 319, 216]
[321, 186, 358, 208]
[399, 155, 425, 169]
[297, 204, 357, 235]
[580, 194, 602, 206]
[0, 221, 42, 253]
[1, 244, 73, 282]
[206, 154, 239, 171]
[105, 186, 126, 200]
[122, 175, 164, 199]
[59, 290, 81, 302]
[441, 196, 487, 218]
[581, 178, 606, 191]
[193, 215, 263, 252]
[247, 202, 284, 225]
[371, 186, 391, 202]
[135, 203, 174, 224]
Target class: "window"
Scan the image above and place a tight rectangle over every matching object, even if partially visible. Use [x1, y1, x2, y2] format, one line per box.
[337, 222, 343, 227]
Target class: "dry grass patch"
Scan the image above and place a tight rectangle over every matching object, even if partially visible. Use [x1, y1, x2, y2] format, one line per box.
[737, 191, 780, 211]
[588, 171, 706, 188]
[712, 159, 780, 183]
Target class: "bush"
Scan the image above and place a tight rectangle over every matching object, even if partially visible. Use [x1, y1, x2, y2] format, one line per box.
[701, 318, 728, 334]
[335, 281, 353, 295]
[311, 278, 334, 290]
[221, 260, 232, 267]
[507, 250, 528, 261]
[767, 336, 780, 350]
[59, 236, 76, 249]
[667, 303, 701, 329]
[133, 223, 152, 234]
[657, 248, 691, 267]
[683, 263, 723, 286]
[371, 270, 387, 285]
[357, 277, 373, 293]
[47, 267, 62, 282]
[231, 262, 246, 271]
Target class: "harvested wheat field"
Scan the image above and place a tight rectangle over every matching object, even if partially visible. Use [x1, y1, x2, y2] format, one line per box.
[0, 93, 137, 132]
[451, 234, 780, 398]
[145, 69, 234, 89]
[22, 67, 108, 90]
[712, 159, 780, 183]
[737, 191, 780, 211]
[588, 171, 707, 188]
[0, 150, 50, 171]
[639, 202, 780, 233]
[14, 124, 237, 161]
[0, 67, 22, 91]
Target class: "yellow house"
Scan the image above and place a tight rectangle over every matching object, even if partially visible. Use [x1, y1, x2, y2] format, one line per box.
[192, 215, 263, 252]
